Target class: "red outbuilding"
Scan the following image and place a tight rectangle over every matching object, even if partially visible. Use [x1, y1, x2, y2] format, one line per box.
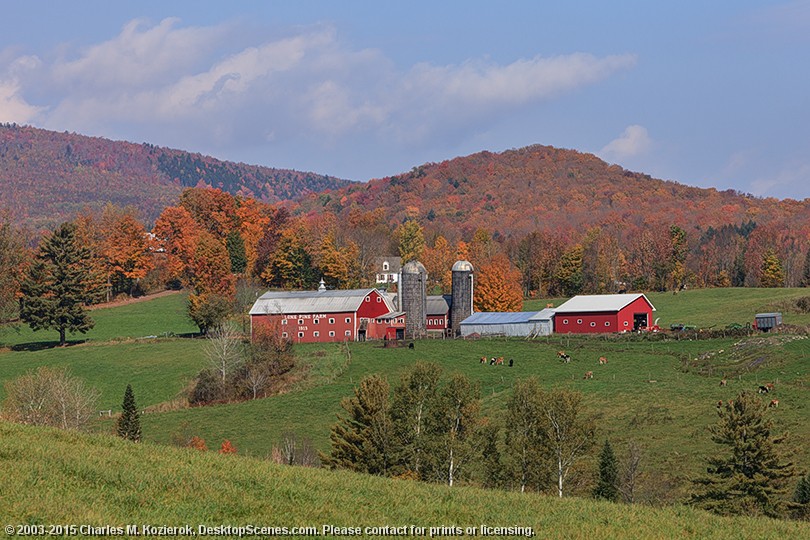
[553, 293, 656, 334]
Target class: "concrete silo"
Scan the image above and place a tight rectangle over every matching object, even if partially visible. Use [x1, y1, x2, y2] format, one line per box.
[450, 260, 474, 337]
[400, 260, 428, 339]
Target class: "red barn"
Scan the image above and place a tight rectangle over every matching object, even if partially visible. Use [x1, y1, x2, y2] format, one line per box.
[249, 286, 403, 343]
[553, 294, 656, 334]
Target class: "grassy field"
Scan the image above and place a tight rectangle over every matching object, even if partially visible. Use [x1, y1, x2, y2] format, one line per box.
[1, 287, 808, 506]
[1, 420, 808, 539]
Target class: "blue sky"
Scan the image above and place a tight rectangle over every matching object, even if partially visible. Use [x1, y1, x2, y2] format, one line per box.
[2, 1, 809, 200]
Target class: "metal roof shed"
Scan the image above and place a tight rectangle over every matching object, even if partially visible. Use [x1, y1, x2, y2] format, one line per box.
[460, 310, 553, 337]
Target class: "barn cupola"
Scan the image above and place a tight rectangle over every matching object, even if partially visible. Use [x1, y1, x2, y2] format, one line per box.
[318, 278, 326, 292]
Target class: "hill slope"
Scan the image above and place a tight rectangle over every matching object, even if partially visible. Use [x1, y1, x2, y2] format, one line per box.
[1, 421, 807, 539]
[302, 145, 810, 239]
[0, 124, 351, 228]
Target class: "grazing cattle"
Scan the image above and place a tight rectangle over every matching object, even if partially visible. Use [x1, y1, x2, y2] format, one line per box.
[717, 400, 724, 408]
[494, 357, 504, 366]
[584, 371, 593, 380]
[408, 342, 415, 350]
[490, 357, 496, 365]
[557, 351, 571, 363]
[758, 383, 774, 394]
[598, 356, 608, 365]
[480, 356, 487, 364]
[508, 358, 514, 367]
[769, 399, 779, 408]
[719, 379, 727, 387]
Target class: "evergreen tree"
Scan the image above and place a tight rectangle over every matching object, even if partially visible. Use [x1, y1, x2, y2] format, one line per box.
[322, 375, 395, 476]
[593, 439, 619, 501]
[116, 384, 141, 442]
[20, 222, 94, 346]
[691, 391, 794, 517]
[226, 230, 248, 274]
[792, 472, 810, 520]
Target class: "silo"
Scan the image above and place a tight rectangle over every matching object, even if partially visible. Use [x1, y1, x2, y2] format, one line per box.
[401, 260, 428, 339]
[451, 260, 474, 337]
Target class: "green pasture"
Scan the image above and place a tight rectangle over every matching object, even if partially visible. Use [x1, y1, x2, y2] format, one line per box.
[1, 420, 808, 539]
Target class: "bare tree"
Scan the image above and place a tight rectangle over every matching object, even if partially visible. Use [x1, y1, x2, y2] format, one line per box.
[538, 389, 596, 498]
[619, 440, 643, 504]
[243, 363, 270, 399]
[2, 367, 99, 431]
[204, 323, 245, 386]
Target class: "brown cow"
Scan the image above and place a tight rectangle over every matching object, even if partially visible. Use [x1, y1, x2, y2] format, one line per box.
[716, 400, 724, 408]
[598, 356, 608, 365]
[494, 357, 504, 366]
[583, 371, 593, 380]
[558, 351, 571, 363]
[769, 399, 779, 408]
[480, 356, 487, 364]
[719, 379, 727, 387]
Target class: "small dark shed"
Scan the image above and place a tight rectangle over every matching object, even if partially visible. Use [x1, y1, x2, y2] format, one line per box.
[755, 312, 782, 332]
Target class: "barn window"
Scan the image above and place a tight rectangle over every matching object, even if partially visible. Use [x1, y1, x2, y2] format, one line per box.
[563, 319, 569, 325]
[298, 319, 304, 325]
[577, 319, 583, 325]
[313, 318, 319, 324]
[345, 317, 351, 324]
[345, 330, 351, 336]
[329, 331, 335, 337]
[297, 332, 304, 338]
[313, 331, 319, 337]
[605, 322, 611, 327]
[623, 321, 629, 327]
[282, 332, 288, 338]
[329, 318, 335, 324]
[590, 322, 596, 327]
[365, 297, 370, 302]
[281, 319, 287, 325]
[377, 297, 381, 302]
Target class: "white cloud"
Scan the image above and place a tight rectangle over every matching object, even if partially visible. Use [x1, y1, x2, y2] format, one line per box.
[6, 18, 638, 162]
[599, 125, 652, 161]
[749, 163, 810, 200]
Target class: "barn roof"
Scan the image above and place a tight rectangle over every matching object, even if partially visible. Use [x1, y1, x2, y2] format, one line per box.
[460, 311, 550, 325]
[554, 293, 656, 314]
[249, 289, 393, 315]
[426, 295, 451, 315]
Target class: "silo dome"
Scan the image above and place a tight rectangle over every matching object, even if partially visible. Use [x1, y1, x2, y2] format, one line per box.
[452, 260, 474, 272]
[402, 260, 427, 274]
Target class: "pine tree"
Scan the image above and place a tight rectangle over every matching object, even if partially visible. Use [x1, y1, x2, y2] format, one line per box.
[226, 230, 248, 274]
[594, 439, 619, 501]
[20, 222, 94, 346]
[792, 472, 810, 520]
[691, 391, 794, 517]
[322, 375, 395, 476]
[116, 384, 141, 442]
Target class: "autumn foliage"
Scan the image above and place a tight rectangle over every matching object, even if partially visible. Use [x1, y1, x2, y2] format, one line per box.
[474, 253, 524, 312]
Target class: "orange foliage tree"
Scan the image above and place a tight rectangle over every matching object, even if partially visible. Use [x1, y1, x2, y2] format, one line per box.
[101, 206, 154, 296]
[153, 205, 201, 286]
[474, 253, 523, 312]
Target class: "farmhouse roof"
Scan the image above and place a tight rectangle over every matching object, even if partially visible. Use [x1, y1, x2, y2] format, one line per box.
[553, 293, 656, 314]
[250, 288, 394, 315]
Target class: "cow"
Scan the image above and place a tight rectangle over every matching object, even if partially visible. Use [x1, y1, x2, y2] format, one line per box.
[716, 400, 724, 408]
[769, 399, 779, 408]
[557, 351, 571, 363]
[508, 358, 514, 367]
[598, 356, 608, 365]
[719, 379, 727, 387]
[480, 356, 487, 364]
[408, 342, 415, 350]
[494, 357, 504, 365]
[583, 371, 593, 380]
[758, 383, 774, 394]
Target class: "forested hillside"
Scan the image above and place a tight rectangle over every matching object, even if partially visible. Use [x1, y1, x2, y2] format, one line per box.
[0, 124, 350, 229]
